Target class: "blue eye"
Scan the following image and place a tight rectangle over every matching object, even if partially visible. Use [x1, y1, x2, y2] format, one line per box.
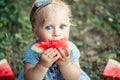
[60, 25, 66, 29]
[45, 26, 53, 30]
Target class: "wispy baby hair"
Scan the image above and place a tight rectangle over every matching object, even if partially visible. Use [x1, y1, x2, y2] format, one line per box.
[30, 0, 71, 28]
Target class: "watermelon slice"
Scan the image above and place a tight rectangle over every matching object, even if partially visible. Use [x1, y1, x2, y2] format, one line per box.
[0, 59, 14, 80]
[31, 38, 68, 53]
[102, 59, 120, 80]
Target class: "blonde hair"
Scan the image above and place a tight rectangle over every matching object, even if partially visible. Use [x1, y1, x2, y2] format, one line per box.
[30, 0, 71, 28]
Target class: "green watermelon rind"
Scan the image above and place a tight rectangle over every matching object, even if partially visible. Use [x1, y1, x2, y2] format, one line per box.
[0, 59, 7, 64]
[0, 59, 14, 79]
[103, 58, 120, 79]
[108, 59, 120, 67]
[31, 45, 44, 54]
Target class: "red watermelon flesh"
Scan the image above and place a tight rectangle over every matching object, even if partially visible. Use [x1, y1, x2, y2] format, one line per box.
[31, 38, 68, 53]
[0, 59, 14, 80]
[102, 59, 120, 80]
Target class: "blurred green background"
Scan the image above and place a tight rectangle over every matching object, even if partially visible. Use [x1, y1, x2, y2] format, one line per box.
[0, 0, 120, 80]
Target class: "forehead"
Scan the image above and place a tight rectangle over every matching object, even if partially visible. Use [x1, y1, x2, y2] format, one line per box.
[35, 2, 71, 27]
[43, 3, 69, 17]
[47, 8, 69, 20]
[47, 5, 70, 22]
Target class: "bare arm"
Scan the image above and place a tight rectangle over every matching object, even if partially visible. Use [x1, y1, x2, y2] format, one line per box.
[57, 48, 80, 80]
[24, 62, 48, 80]
[59, 62, 80, 80]
[24, 48, 61, 80]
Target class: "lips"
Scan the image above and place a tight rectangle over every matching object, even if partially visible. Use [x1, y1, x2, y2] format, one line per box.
[50, 37, 65, 41]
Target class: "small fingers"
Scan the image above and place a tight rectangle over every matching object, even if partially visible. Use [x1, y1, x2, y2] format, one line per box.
[44, 48, 53, 55]
[48, 49, 61, 62]
[52, 55, 60, 62]
[58, 48, 65, 58]
[44, 48, 61, 60]
[48, 49, 58, 58]
[58, 48, 70, 58]
[65, 48, 70, 57]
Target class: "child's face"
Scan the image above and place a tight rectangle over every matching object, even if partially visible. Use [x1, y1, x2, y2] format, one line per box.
[34, 9, 70, 41]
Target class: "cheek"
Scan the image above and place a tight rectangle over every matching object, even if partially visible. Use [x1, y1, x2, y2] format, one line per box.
[63, 29, 70, 37]
[65, 27, 70, 35]
[36, 30, 46, 39]
[40, 32, 52, 41]
[66, 32, 70, 38]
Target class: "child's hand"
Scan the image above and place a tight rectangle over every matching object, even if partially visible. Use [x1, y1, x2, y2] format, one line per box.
[57, 48, 71, 67]
[38, 48, 61, 68]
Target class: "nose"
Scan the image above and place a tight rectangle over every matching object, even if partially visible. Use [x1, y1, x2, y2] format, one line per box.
[53, 28, 60, 37]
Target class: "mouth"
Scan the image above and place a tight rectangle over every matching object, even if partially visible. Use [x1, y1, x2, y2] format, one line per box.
[49, 39, 59, 42]
[49, 38, 66, 41]
[50, 37, 62, 41]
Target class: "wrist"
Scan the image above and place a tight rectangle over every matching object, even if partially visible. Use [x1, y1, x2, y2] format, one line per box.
[59, 62, 72, 69]
[36, 61, 49, 70]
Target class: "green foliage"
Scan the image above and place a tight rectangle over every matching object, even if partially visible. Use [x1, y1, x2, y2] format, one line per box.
[68, 0, 120, 79]
[0, 0, 120, 79]
[69, 0, 120, 35]
[0, 0, 34, 77]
